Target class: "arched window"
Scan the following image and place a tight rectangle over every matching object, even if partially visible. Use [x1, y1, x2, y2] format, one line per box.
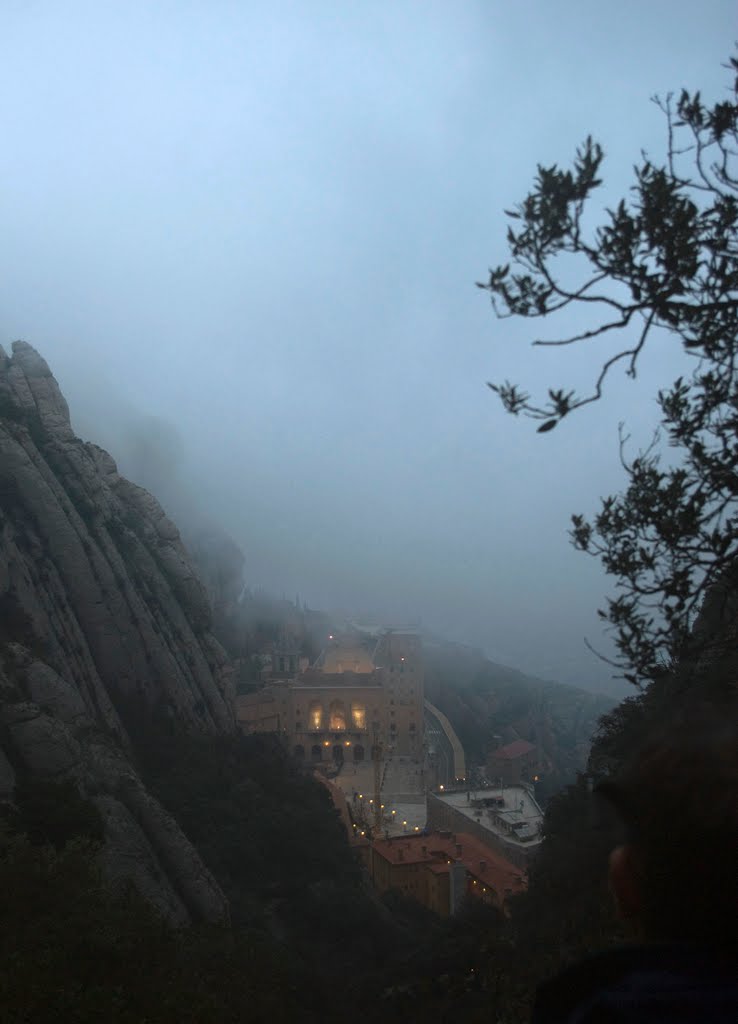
[351, 703, 366, 730]
[293, 744, 305, 760]
[311, 744, 322, 761]
[353, 745, 365, 762]
[329, 700, 346, 731]
[309, 701, 323, 730]
[332, 744, 344, 764]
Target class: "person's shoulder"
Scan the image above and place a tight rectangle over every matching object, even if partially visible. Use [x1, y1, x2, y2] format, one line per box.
[532, 944, 738, 1024]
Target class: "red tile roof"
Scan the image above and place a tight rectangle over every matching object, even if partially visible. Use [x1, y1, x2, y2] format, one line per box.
[371, 831, 526, 896]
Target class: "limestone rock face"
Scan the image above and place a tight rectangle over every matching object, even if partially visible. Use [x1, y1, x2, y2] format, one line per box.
[0, 341, 236, 922]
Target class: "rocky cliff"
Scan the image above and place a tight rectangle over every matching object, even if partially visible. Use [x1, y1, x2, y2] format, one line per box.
[0, 341, 236, 923]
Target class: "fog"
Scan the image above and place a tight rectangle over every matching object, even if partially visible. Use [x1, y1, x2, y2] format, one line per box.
[1, 2, 733, 696]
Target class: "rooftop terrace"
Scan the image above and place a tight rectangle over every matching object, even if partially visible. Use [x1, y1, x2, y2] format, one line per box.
[433, 785, 544, 846]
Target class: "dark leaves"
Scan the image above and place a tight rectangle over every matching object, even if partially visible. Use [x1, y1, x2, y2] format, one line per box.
[484, 53, 738, 685]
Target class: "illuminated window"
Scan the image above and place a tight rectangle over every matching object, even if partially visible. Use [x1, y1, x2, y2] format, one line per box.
[309, 702, 323, 730]
[351, 703, 366, 730]
[329, 700, 346, 731]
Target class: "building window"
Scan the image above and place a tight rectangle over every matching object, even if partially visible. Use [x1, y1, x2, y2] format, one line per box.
[311, 745, 322, 761]
[279, 656, 285, 673]
[351, 703, 366, 730]
[409, 722, 416, 733]
[329, 700, 346, 731]
[309, 702, 323, 730]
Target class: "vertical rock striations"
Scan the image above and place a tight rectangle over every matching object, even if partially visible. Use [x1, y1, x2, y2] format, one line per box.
[0, 341, 237, 922]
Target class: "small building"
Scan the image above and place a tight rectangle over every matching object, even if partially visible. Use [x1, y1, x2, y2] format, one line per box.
[488, 739, 538, 786]
[427, 784, 544, 869]
[366, 830, 525, 917]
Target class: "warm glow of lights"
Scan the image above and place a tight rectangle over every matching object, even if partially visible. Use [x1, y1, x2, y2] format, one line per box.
[309, 703, 323, 730]
[439, 785, 444, 791]
[402, 821, 407, 826]
[345, 741, 351, 746]
[323, 741, 330, 746]
[391, 810, 396, 816]
[329, 700, 347, 731]
[359, 794, 363, 799]
[351, 704, 366, 730]
[414, 826, 419, 831]
[329, 635, 334, 640]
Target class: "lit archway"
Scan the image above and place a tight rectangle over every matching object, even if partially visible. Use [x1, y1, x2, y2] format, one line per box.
[329, 700, 346, 731]
[308, 701, 323, 730]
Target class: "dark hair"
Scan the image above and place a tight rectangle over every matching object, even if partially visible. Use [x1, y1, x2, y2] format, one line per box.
[594, 702, 738, 947]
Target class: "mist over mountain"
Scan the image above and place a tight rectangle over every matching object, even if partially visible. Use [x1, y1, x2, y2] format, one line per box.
[3, 4, 731, 699]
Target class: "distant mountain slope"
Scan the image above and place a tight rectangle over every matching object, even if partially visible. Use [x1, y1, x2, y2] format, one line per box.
[423, 638, 616, 797]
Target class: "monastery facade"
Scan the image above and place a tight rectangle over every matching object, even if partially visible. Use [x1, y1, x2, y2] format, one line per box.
[236, 626, 425, 764]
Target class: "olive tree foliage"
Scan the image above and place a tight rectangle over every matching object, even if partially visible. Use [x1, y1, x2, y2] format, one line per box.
[478, 56, 738, 684]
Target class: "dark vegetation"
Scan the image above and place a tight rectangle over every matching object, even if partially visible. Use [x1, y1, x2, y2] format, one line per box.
[0, 750, 520, 1022]
[0, 821, 306, 1022]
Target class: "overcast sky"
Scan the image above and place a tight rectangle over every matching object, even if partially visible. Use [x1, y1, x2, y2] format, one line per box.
[1, 2, 735, 695]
